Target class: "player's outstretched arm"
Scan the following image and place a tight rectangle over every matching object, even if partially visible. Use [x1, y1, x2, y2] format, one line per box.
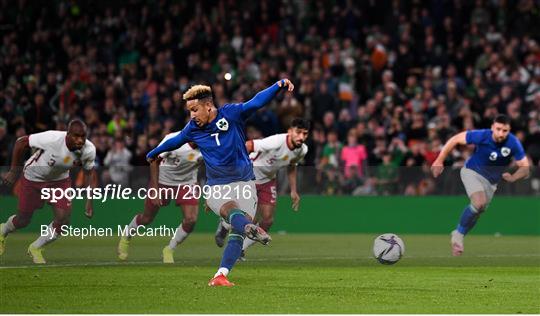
[1, 136, 30, 186]
[146, 132, 188, 162]
[431, 131, 467, 178]
[502, 157, 530, 183]
[241, 79, 294, 118]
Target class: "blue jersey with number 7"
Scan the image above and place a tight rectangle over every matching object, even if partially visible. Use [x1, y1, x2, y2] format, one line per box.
[147, 82, 283, 185]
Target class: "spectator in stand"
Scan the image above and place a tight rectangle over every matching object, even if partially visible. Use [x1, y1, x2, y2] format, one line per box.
[103, 138, 133, 187]
[375, 151, 399, 195]
[320, 130, 342, 170]
[341, 129, 368, 180]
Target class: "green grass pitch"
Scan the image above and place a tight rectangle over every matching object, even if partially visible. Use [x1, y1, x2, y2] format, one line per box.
[1, 233, 539, 313]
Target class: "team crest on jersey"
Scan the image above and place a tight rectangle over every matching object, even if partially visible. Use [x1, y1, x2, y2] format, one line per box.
[489, 152, 498, 161]
[501, 147, 511, 157]
[63, 156, 71, 164]
[282, 155, 289, 161]
[216, 118, 229, 131]
[187, 153, 195, 161]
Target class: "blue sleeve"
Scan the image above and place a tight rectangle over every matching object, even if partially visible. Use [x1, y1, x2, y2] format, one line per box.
[240, 82, 281, 119]
[512, 136, 526, 160]
[220, 103, 244, 121]
[146, 127, 190, 159]
[465, 130, 487, 145]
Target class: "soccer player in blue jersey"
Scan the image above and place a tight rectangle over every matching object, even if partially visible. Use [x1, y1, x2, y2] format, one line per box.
[431, 114, 530, 256]
[146, 79, 294, 286]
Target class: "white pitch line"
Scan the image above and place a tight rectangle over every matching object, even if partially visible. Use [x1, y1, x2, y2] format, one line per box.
[1, 254, 539, 269]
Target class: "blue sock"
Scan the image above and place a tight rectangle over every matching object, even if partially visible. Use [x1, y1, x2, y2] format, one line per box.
[219, 231, 244, 271]
[229, 209, 250, 232]
[457, 205, 479, 235]
[218, 210, 251, 272]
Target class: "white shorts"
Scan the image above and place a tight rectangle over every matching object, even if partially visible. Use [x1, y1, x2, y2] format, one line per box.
[205, 180, 258, 219]
[460, 167, 497, 204]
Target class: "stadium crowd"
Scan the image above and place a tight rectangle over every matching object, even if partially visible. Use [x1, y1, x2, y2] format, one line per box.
[1, 0, 539, 195]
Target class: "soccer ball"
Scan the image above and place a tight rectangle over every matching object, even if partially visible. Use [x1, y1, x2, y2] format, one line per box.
[373, 233, 405, 265]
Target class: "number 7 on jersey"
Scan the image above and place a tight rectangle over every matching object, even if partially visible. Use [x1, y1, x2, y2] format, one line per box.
[211, 133, 221, 146]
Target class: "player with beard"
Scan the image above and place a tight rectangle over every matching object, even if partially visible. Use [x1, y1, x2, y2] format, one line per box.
[431, 115, 529, 256]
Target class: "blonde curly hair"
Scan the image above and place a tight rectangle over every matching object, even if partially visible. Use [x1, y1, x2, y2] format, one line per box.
[183, 85, 212, 101]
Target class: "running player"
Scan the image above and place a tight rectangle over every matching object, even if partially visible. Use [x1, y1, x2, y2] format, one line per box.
[117, 135, 202, 263]
[431, 114, 530, 256]
[214, 118, 309, 260]
[0, 120, 97, 263]
[146, 79, 294, 286]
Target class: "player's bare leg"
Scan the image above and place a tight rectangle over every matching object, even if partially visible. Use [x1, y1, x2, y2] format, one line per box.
[452, 191, 487, 256]
[118, 203, 159, 261]
[28, 207, 70, 264]
[163, 204, 198, 263]
[0, 213, 33, 256]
